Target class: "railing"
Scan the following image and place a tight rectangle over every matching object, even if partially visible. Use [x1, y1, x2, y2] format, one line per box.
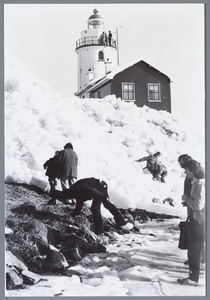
[76, 36, 117, 49]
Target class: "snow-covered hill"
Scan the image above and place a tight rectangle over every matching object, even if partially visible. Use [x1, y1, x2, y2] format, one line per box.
[5, 53, 205, 217]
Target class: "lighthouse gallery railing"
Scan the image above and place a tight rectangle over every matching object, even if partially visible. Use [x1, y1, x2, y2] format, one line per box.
[76, 36, 117, 49]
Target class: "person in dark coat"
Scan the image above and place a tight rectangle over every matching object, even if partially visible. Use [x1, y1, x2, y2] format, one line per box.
[56, 143, 78, 190]
[178, 154, 205, 265]
[178, 154, 193, 197]
[50, 177, 133, 234]
[108, 31, 112, 45]
[136, 152, 167, 183]
[177, 160, 205, 286]
[43, 151, 60, 191]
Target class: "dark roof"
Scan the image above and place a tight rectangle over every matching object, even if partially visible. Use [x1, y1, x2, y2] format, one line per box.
[88, 9, 103, 21]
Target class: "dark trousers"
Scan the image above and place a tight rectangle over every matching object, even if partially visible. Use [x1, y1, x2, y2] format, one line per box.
[91, 182, 126, 234]
[188, 221, 205, 282]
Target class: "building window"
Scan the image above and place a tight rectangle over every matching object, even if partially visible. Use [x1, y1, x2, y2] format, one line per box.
[98, 91, 101, 98]
[98, 51, 104, 60]
[148, 83, 161, 102]
[122, 83, 135, 101]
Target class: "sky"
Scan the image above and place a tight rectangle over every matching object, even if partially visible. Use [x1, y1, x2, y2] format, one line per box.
[4, 3, 205, 131]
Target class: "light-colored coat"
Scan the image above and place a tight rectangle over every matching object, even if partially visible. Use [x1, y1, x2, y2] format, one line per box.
[186, 178, 205, 224]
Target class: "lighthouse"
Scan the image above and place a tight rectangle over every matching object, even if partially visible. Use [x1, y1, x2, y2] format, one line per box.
[75, 9, 118, 98]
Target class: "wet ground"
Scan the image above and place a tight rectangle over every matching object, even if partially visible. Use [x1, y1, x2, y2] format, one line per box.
[6, 219, 205, 297]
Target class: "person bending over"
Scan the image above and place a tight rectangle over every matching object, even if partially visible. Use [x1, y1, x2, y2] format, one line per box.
[50, 177, 133, 234]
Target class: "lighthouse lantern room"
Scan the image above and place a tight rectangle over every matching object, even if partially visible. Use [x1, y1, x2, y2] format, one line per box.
[75, 9, 118, 97]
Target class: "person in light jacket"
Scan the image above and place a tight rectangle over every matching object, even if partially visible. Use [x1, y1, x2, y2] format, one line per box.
[56, 143, 78, 190]
[177, 160, 205, 286]
[136, 152, 167, 183]
[178, 154, 205, 265]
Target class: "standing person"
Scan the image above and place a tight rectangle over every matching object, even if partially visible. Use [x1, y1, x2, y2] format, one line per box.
[178, 154, 193, 194]
[43, 151, 60, 192]
[104, 32, 108, 45]
[136, 152, 167, 183]
[50, 177, 133, 234]
[101, 32, 106, 45]
[56, 143, 78, 190]
[177, 160, 205, 286]
[178, 154, 205, 265]
[108, 31, 112, 45]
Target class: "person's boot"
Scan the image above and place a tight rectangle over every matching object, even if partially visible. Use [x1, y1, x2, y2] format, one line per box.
[177, 277, 198, 286]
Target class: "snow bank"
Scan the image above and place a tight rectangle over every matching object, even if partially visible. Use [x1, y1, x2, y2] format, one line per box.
[5, 53, 205, 216]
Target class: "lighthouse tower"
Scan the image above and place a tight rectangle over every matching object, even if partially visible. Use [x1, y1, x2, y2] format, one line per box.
[75, 9, 118, 97]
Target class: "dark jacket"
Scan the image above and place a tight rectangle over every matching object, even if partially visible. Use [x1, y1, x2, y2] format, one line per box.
[56, 148, 78, 179]
[64, 178, 105, 217]
[43, 156, 59, 178]
[183, 177, 193, 220]
[51, 178, 104, 205]
[50, 177, 126, 234]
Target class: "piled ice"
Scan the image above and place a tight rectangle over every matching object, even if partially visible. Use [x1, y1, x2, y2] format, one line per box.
[5, 53, 205, 216]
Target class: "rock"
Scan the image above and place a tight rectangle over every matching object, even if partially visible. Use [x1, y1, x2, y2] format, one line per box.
[62, 269, 82, 277]
[61, 246, 82, 262]
[6, 251, 44, 289]
[21, 269, 42, 285]
[152, 198, 162, 204]
[82, 226, 99, 242]
[121, 222, 134, 232]
[6, 251, 28, 273]
[98, 245, 106, 253]
[5, 227, 13, 235]
[163, 198, 174, 207]
[6, 265, 23, 290]
[60, 233, 107, 263]
[81, 277, 102, 286]
[29, 176, 49, 192]
[12, 203, 36, 214]
[28, 221, 49, 243]
[47, 246, 69, 271]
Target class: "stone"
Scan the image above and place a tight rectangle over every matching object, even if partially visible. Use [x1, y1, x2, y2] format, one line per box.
[29, 176, 49, 192]
[47, 246, 69, 271]
[81, 277, 102, 286]
[152, 198, 162, 204]
[6, 251, 27, 273]
[6, 265, 23, 290]
[21, 269, 42, 285]
[28, 221, 49, 243]
[5, 227, 13, 235]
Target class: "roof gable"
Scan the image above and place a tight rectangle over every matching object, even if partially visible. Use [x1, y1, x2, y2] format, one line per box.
[106, 57, 174, 82]
[76, 57, 174, 95]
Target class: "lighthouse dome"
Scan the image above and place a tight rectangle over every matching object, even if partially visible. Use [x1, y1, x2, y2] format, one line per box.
[87, 9, 104, 29]
[88, 9, 103, 21]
